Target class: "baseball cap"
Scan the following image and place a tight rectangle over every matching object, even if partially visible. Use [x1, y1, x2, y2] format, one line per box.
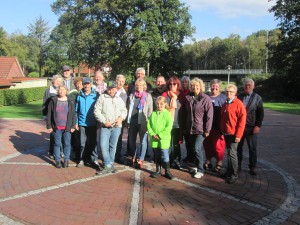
[107, 81, 117, 89]
[62, 65, 70, 71]
[82, 77, 93, 84]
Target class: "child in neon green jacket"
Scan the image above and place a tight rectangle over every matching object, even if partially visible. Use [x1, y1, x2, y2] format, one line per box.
[147, 96, 174, 180]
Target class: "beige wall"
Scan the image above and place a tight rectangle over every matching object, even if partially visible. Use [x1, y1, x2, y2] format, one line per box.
[9, 79, 47, 89]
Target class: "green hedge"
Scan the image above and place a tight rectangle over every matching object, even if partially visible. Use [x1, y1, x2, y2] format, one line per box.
[0, 87, 47, 107]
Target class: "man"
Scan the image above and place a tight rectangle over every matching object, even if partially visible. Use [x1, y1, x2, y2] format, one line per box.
[127, 67, 152, 95]
[151, 75, 167, 109]
[75, 77, 100, 170]
[220, 84, 246, 184]
[237, 78, 264, 175]
[62, 65, 75, 90]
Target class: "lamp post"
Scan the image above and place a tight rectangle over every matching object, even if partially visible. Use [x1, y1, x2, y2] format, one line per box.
[227, 65, 232, 84]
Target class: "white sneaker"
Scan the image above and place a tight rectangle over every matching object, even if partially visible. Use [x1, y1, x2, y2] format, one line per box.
[189, 167, 197, 175]
[193, 172, 204, 179]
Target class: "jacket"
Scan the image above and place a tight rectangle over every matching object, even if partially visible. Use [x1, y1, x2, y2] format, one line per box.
[183, 92, 213, 135]
[220, 97, 247, 138]
[94, 93, 128, 127]
[237, 92, 264, 127]
[46, 96, 77, 131]
[75, 88, 98, 126]
[147, 109, 173, 149]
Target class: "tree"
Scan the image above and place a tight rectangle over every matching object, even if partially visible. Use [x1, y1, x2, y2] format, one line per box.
[28, 16, 51, 77]
[51, 0, 194, 76]
[269, 0, 300, 99]
[0, 27, 8, 56]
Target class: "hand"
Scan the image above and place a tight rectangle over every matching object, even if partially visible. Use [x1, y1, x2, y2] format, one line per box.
[70, 128, 75, 133]
[114, 117, 123, 126]
[235, 137, 241, 143]
[104, 121, 113, 127]
[48, 128, 53, 133]
[152, 134, 160, 140]
[203, 132, 209, 138]
[253, 126, 260, 134]
[75, 125, 79, 131]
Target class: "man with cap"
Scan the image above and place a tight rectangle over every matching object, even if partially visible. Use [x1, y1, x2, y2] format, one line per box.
[94, 81, 127, 174]
[62, 65, 75, 91]
[75, 76, 100, 170]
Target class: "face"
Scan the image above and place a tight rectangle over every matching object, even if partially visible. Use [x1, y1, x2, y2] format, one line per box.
[210, 83, 221, 95]
[95, 73, 104, 84]
[116, 77, 125, 89]
[136, 70, 145, 79]
[58, 87, 67, 97]
[191, 82, 201, 95]
[156, 100, 166, 112]
[63, 70, 71, 79]
[168, 81, 178, 92]
[182, 80, 189, 89]
[225, 88, 236, 100]
[243, 81, 254, 94]
[83, 82, 92, 92]
[52, 79, 62, 88]
[107, 87, 117, 97]
[75, 81, 83, 91]
[156, 77, 166, 88]
[135, 83, 144, 92]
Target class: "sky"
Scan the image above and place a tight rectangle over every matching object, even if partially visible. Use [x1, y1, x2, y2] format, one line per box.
[0, 0, 278, 41]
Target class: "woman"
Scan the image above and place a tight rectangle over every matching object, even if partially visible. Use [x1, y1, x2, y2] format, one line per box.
[68, 77, 83, 101]
[183, 78, 213, 179]
[203, 79, 226, 173]
[127, 78, 153, 168]
[93, 70, 107, 95]
[46, 85, 77, 168]
[162, 76, 185, 170]
[94, 82, 127, 174]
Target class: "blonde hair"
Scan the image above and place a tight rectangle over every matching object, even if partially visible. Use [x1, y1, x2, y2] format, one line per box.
[135, 78, 147, 91]
[156, 96, 169, 110]
[58, 84, 69, 94]
[190, 77, 205, 92]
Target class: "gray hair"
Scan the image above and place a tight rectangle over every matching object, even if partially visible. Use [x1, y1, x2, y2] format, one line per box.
[225, 84, 237, 93]
[94, 70, 104, 77]
[116, 74, 126, 81]
[209, 79, 222, 87]
[136, 67, 145, 75]
[243, 78, 255, 86]
[181, 76, 190, 83]
[52, 74, 63, 83]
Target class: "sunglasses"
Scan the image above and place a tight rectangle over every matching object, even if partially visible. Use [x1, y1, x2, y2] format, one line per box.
[169, 83, 177, 86]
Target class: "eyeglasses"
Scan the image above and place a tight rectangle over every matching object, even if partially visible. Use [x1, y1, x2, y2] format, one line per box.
[225, 91, 235, 93]
[169, 83, 177, 86]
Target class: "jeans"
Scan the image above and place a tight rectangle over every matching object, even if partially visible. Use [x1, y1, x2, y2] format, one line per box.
[79, 126, 98, 162]
[237, 126, 258, 168]
[224, 135, 239, 178]
[100, 127, 121, 167]
[128, 123, 147, 161]
[53, 129, 71, 162]
[190, 134, 205, 173]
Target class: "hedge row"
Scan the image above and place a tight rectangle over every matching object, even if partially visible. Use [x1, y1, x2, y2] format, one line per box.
[0, 87, 47, 107]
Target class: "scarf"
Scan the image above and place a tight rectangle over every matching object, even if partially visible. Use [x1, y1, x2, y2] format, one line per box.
[135, 91, 147, 110]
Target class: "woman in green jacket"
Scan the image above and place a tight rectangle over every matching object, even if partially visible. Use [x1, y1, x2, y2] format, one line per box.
[147, 96, 174, 180]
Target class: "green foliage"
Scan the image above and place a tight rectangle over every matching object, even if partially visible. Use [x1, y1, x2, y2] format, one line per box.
[28, 72, 40, 77]
[0, 87, 47, 107]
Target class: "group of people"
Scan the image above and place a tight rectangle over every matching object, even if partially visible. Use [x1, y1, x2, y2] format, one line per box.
[43, 65, 264, 184]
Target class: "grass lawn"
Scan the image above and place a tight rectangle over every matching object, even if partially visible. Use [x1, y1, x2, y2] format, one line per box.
[0, 100, 43, 119]
[264, 102, 300, 115]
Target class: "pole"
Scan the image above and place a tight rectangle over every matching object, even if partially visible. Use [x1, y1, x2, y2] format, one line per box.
[266, 30, 269, 74]
[227, 65, 231, 84]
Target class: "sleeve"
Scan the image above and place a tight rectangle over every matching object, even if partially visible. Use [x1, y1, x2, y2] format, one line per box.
[204, 97, 214, 133]
[119, 99, 128, 120]
[46, 99, 53, 129]
[147, 113, 155, 137]
[146, 94, 153, 119]
[235, 102, 247, 138]
[157, 111, 173, 138]
[94, 95, 106, 123]
[255, 96, 264, 127]
[70, 100, 77, 128]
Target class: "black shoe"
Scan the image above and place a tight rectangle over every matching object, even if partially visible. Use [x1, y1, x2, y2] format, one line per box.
[203, 162, 212, 171]
[165, 171, 175, 180]
[226, 176, 238, 184]
[172, 160, 181, 170]
[63, 161, 69, 168]
[55, 161, 62, 168]
[250, 168, 257, 175]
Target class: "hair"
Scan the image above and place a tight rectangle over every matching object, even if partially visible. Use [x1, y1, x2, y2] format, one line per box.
[181, 76, 190, 89]
[135, 78, 147, 91]
[116, 74, 125, 81]
[155, 96, 170, 110]
[94, 70, 104, 77]
[74, 77, 83, 85]
[166, 76, 182, 91]
[57, 84, 69, 94]
[156, 75, 166, 81]
[243, 78, 255, 86]
[136, 67, 146, 75]
[209, 79, 222, 87]
[52, 74, 63, 84]
[190, 77, 205, 92]
[225, 84, 237, 93]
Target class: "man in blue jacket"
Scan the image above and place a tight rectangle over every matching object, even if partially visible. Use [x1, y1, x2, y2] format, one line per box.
[75, 77, 100, 170]
[237, 78, 264, 176]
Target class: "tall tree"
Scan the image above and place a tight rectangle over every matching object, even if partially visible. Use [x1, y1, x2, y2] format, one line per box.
[0, 27, 7, 56]
[28, 16, 51, 77]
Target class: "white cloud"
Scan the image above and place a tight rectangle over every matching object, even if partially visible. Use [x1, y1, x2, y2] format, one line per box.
[181, 0, 275, 18]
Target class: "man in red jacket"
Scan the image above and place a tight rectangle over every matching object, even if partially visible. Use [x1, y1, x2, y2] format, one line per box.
[220, 84, 246, 184]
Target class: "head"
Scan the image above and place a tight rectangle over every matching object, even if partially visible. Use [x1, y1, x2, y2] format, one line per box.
[135, 67, 146, 79]
[190, 78, 205, 95]
[135, 78, 147, 93]
[224, 84, 237, 100]
[74, 77, 83, 91]
[116, 74, 126, 90]
[156, 75, 166, 91]
[181, 76, 190, 90]
[52, 75, 63, 88]
[156, 96, 169, 112]
[209, 79, 222, 96]
[62, 65, 71, 80]
[82, 77, 93, 93]
[57, 85, 69, 97]
[243, 78, 255, 95]
[167, 76, 182, 92]
[94, 70, 105, 85]
[107, 82, 117, 97]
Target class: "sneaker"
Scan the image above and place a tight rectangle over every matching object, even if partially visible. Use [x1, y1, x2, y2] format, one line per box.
[55, 161, 62, 168]
[63, 161, 69, 168]
[226, 176, 238, 184]
[189, 167, 197, 175]
[76, 160, 84, 168]
[111, 165, 117, 173]
[96, 166, 112, 175]
[193, 172, 204, 179]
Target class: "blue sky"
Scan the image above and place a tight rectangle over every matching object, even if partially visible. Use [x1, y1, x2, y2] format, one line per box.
[0, 0, 278, 41]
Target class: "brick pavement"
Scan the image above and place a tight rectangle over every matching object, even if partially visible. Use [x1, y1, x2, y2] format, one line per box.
[0, 109, 299, 225]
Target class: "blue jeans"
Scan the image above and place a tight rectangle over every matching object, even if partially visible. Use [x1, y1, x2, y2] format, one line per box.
[53, 129, 71, 162]
[190, 134, 205, 173]
[128, 124, 147, 161]
[100, 127, 121, 167]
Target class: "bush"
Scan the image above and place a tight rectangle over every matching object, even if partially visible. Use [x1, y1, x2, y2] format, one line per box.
[0, 87, 47, 107]
[28, 72, 40, 78]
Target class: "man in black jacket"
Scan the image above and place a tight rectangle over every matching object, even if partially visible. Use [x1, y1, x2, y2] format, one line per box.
[237, 78, 264, 175]
[127, 67, 152, 95]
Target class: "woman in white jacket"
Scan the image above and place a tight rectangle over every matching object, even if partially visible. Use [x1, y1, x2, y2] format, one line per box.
[94, 82, 127, 174]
